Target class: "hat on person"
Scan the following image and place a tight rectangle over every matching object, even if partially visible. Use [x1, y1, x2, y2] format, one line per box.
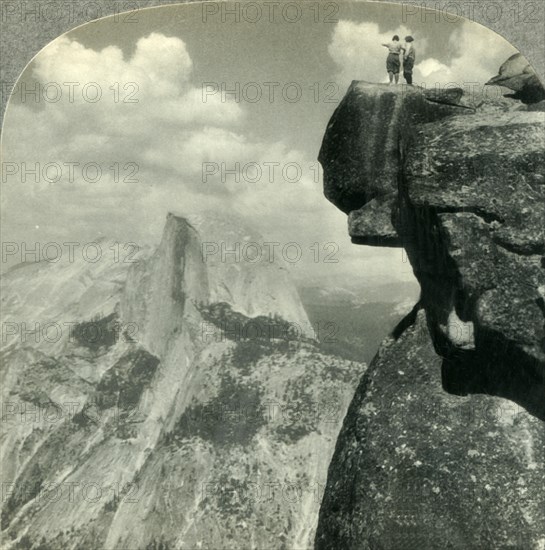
[405, 36, 414, 42]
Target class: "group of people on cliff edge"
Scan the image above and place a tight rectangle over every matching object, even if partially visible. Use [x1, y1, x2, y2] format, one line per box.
[382, 35, 416, 86]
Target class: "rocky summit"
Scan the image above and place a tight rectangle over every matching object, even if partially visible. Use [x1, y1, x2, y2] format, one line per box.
[315, 82, 545, 549]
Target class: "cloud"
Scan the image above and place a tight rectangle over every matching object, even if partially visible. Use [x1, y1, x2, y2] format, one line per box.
[328, 20, 426, 86]
[130, 32, 193, 92]
[1, 31, 417, 284]
[413, 21, 518, 86]
[328, 19, 518, 90]
[1, 33, 341, 268]
[416, 58, 450, 78]
[31, 33, 193, 99]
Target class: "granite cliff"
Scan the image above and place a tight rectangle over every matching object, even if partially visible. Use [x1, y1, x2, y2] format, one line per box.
[315, 82, 545, 549]
[1, 214, 364, 549]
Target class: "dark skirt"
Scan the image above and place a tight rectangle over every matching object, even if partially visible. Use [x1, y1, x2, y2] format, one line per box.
[386, 53, 400, 74]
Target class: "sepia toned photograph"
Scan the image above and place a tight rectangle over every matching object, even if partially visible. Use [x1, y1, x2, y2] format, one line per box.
[1, 1, 544, 549]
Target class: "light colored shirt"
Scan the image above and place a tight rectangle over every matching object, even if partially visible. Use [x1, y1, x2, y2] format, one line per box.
[405, 43, 416, 60]
[387, 41, 403, 55]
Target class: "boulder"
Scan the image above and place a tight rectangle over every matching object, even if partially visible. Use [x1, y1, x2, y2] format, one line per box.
[319, 82, 545, 420]
[318, 81, 474, 214]
[316, 309, 545, 549]
[316, 81, 545, 549]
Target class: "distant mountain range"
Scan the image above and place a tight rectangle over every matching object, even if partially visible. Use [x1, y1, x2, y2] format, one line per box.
[299, 281, 420, 364]
[299, 279, 420, 307]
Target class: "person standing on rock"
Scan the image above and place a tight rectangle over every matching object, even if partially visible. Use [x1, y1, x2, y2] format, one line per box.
[403, 36, 416, 85]
[382, 35, 403, 85]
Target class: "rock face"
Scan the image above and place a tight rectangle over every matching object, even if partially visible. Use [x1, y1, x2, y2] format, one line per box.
[316, 308, 545, 549]
[319, 81, 545, 420]
[486, 53, 545, 104]
[319, 82, 475, 215]
[403, 111, 545, 421]
[0, 214, 364, 549]
[315, 82, 545, 549]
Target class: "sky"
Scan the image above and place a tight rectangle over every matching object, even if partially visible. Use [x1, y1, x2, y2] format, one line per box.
[0, 1, 519, 284]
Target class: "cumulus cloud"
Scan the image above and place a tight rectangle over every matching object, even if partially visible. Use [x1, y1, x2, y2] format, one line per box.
[3, 33, 244, 175]
[1, 34, 234, 248]
[31, 33, 193, 99]
[1, 33, 348, 274]
[1, 31, 417, 284]
[328, 21, 426, 86]
[328, 19, 518, 89]
[411, 21, 517, 86]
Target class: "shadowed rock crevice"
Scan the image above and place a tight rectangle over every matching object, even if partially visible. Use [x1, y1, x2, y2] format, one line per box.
[395, 167, 545, 420]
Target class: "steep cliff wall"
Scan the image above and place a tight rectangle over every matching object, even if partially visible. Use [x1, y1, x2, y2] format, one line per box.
[0, 214, 363, 549]
[316, 82, 545, 549]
